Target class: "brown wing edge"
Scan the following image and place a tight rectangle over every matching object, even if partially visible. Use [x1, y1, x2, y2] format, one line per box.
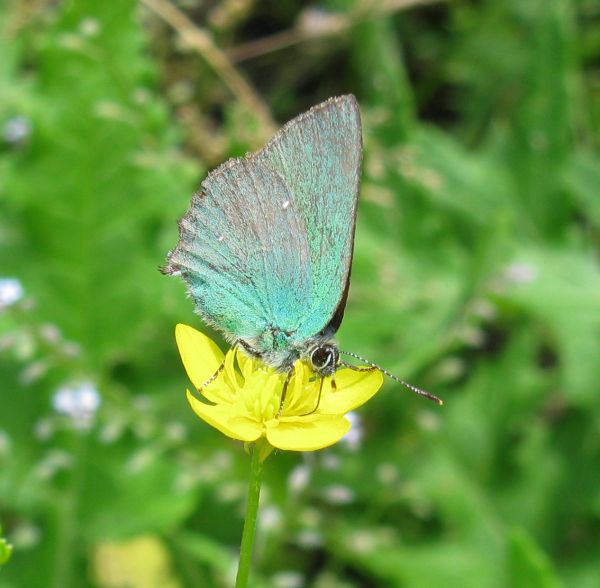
[160, 192, 204, 276]
[318, 96, 362, 338]
[318, 176, 360, 339]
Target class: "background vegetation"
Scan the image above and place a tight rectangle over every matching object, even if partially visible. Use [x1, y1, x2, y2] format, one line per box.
[1, 0, 599, 586]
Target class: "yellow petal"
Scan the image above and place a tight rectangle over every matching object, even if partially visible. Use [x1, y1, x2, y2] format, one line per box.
[200, 380, 236, 406]
[186, 390, 263, 442]
[175, 324, 224, 390]
[236, 349, 254, 379]
[282, 362, 319, 415]
[258, 371, 287, 418]
[266, 414, 351, 451]
[223, 348, 242, 389]
[318, 368, 384, 415]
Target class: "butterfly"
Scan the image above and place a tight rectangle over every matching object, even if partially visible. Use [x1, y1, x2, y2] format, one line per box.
[163, 95, 441, 405]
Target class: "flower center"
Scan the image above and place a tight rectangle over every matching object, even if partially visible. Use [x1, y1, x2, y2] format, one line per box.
[239, 367, 285, 422]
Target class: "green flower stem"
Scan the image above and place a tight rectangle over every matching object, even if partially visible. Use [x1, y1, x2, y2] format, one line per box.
[235, 443, 265, 588]
[51, 433, 86, 588]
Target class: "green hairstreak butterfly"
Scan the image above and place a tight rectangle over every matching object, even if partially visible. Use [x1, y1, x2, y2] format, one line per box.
[163, 95, 442, 405]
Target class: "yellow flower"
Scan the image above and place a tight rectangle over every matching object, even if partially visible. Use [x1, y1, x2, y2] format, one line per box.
[175, 324, 383, 452]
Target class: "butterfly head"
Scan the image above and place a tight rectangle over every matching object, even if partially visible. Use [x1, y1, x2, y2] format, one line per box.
[307, 343, 339, 377]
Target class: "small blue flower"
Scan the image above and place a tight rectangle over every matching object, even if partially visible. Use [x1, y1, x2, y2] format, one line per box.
[0, 277, 24, 308]
[52, 381, 101, 429]
[2, 116, 31, 144]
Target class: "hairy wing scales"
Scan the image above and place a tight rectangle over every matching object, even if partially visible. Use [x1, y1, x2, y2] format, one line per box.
[166, 95, 361, 359]
[167, 158, 311, 344]
[258, 95, 362, 341]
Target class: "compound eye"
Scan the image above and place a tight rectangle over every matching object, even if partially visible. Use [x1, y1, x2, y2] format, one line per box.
[310, 346, 331, 369]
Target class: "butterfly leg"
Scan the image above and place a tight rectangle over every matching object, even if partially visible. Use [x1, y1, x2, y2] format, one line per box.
[188, 360, 225, 400]
[277, 366, 295, 416]
[237, 338, 263, 359]
[330, 371, 337, 392]
[199, 362, 225, 391]
[321, 363, 377, 413]
[300, 376, 328, 416]
[196, 342, 241, 394]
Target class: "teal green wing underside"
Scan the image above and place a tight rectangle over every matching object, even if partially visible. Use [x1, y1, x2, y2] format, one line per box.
[165, 95, 362, 355]
[257, 95, 362, 341]
[165, 158, 312, 343]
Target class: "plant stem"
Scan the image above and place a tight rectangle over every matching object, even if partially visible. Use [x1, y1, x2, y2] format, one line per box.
[235, 444, 264, 588]
[51, 433, 86, 588]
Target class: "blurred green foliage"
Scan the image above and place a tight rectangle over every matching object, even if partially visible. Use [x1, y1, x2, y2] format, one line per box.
[0, 524, 12, 566]
[1, 0, 599, 587]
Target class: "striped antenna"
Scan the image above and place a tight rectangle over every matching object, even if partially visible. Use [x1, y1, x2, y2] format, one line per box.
[339, 350, 443, 405]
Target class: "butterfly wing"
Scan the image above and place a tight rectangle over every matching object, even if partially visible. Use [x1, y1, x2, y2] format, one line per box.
[165, 158, 312, 344]
[164, 95, 362, 361]
[257, 95, 362, 342]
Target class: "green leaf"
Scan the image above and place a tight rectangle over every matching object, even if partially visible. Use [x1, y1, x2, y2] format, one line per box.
[0, 0, 198, 371]
[0, 525, 12, 567]
[500, 247, 600, 405]
[171, 530, 233, 574]
[79, 444, 199, 542]
[508, 527, 563, 588]
[503, 0, 577, 235]
[563, 150, 600, 229]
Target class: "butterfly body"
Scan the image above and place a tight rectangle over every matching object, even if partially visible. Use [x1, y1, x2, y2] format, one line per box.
[164, 95, 362, 375]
